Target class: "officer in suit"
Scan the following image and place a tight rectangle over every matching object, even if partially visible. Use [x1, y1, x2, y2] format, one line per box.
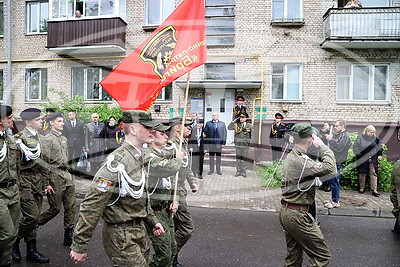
[233, 96, 247, 120]
[269, 112, 287, 161]
[62, 110, 85, 174]
[84, 113, 105, 176]
[203, 113, 227, 175]
[188, 119, 204, 179]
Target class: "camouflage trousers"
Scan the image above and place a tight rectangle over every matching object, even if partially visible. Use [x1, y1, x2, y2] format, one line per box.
[103, 221, 150, 266]
[0, 184, 20, 266]
[235, 145, 249, 173]
[174, 200, 194, 251]
[39, 174, 76, 229]
[147, 208, 177, 267]
[279, 206, 331, 267]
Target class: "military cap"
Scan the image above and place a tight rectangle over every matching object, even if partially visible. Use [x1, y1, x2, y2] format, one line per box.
[291, 123, 313, 139]
[239, 113, 248, 118]
[169, 117, 192, 127]
[275, 113, 284, 119]
[198, 118, 204, 124]
[46, 112, 64, 122]
[153, 121, 171, 132]
[45, 107, 56, 113]
[237, 96, 245, 101]
[20, 108, 41, 121]
[0, 105, 12, 119]
[122, 110, 158, 128]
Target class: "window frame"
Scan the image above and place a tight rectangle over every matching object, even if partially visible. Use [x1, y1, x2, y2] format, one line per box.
[271, 0, 304, 25]
[205, 0, 235, 47]
[26, 1, 49, 34]
[270, 63, 302, 102]
[144, 0, 174, 27]
[155, 83, 173, 102]
[205, 63, 235, 80]
[0, 70, 3, 102]
[25, 68, 48, 102]
[336, 63, 390, 104]
[0, 2, 4, 37]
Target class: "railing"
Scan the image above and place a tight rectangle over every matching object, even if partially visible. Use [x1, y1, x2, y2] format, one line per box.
[47, 17, 127, 49]
[323, 7, 400, 40]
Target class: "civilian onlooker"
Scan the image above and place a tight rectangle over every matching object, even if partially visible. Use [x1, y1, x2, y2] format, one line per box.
[75, 10, 82, 18]
[344, 0, 362, 8]
[188, 118, 204, 179]
[103, 116, 120, 155]
[203, 113, 227, 175]
[62, 110, 85, 174]
[84, 113, 105, 176]
[269, 113, 286, 161]
[353, 125, 383, 197]
[190, 113, 197, 129]
[320, 122, 331, 146]
[116, 118, 125, 145]
[324, 120, 352, 209]
[390, 159, 400, 235]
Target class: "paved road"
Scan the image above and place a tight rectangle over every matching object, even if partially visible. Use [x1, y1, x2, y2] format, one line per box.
[12, 204, 400, 267]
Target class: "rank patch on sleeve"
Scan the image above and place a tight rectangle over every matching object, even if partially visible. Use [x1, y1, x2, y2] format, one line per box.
[314, 162, 323, 168]
[97, 177, 112, 193]
[158, 159, 168, 167]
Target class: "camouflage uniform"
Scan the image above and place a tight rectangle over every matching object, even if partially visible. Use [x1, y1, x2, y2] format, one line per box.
[39, 130, 76, 230]
[168, 136, 197, 251]
[144, 145, 182, 267]
[228, 120, 253, 176]
[71, 142, 159, 266]
[280, 140, 336, 266]
[0, 131, 20, 266]
[390, 160, 400, 235]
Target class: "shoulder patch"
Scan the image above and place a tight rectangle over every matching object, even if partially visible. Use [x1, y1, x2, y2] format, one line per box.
[96, 177, 112, 193]
[314, 162, 323, 168]
[158, 159, 168, 167]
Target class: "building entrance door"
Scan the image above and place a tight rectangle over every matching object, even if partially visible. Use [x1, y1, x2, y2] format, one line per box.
[204, 89, 235, 144]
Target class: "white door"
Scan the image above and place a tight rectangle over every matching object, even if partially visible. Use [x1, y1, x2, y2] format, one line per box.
[204, 89, 235, 144]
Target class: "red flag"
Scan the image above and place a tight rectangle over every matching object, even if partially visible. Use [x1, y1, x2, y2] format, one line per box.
[100, 0, 207, 110]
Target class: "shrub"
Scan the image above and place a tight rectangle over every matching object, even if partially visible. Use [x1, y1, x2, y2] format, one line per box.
[257, 161, 283, 187]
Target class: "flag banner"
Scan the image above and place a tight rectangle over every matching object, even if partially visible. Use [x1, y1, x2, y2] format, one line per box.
[100, 0, 207, 110]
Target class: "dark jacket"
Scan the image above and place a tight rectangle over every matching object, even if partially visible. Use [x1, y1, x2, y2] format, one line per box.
[85, 122, 105, 162]
[103, 124, 120, 153]
[328, 131, 352, 164]
[62, 120, 85, 148]
[269, 122, 286, 147]
[353, 134, 383, 174]
[188, 124, 204, 153]
[203, 120, 227, 151]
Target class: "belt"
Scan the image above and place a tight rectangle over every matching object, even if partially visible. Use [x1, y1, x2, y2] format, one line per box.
[0, 180, 16, 188]
[152, 202, 169, 211]
[114, 218, 143, 227]
[281, 200, 309, 212]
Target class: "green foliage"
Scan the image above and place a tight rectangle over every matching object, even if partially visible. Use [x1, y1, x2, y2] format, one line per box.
[256, 161, 283, 187]
[40, 88, 123, 124]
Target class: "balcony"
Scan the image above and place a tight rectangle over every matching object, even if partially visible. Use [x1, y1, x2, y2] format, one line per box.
[321, 7, 400, 49]
[46, 17, 127, 55]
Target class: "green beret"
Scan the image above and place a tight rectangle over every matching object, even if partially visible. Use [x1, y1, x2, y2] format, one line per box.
[20, 108, 41, 121]
[46, 112, 64, 122]
[153, 121, 171, 132]
[169, 117, 191, 127]
[0, 105, 12, 119]
[122, 110, 158, 128]
[291, 123, 313, 139]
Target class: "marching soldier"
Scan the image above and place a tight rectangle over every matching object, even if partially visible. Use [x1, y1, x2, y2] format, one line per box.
[70, 110, 165, 266]
[168, 117, 199, 267]
[0, 105, 21, 267]
[12, 108, 50, 263]
[280, 123, 336, 266]
[269, 112, 287, 161]
[390, 160, 400, 235]
[144, 122, 184, 266]
[38, 112, 76, 247]
[232, 96, 247, 120]
[228, 113, 253, 178]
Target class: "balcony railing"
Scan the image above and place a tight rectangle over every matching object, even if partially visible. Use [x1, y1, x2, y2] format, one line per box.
[322, 7, 400, 49]
[47, 17, 127, 55]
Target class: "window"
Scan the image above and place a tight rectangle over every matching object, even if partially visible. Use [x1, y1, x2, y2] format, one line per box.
[156, 84, 172, 101]
[0, 71, 3, 101]
[0, 3, 4, 36]
[205, 63, 235, 80]
[27, 1, 49, 34]
[337, 64, 389, 102]
[72, 66, 112, 101]
[145, 0, 174, 26]
[271, 0, 303, 23]
[50, 0, 118, 19]
[25, 69, 47, 102]
[360, 0, 391, 7]
[206, 0, 235, 46]
[271, 64, 301, 100]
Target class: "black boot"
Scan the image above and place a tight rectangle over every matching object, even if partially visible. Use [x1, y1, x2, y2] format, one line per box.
[173, 254, 183, 267]
[393, 219, 400, 235]
[26, 239, 49, 263]
[63, 228, 73, 247]
[12, 238, 22, 262]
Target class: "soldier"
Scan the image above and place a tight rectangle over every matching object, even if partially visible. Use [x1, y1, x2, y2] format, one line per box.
[38, 112, 76, 247]
[0, 105, 20, 267]
[168, 117, 199, 267]
[144, 122, 184, 266]
[269, 112, 287, 161]
[390, 160, 400, 235]
[280, 123, 336, 266]
[70, 110, 165, 266]
[232, 96, 247, 120]
[12, 108, 50, 263]
[40, 107, 55, 135]
[228, 113, 253, 178]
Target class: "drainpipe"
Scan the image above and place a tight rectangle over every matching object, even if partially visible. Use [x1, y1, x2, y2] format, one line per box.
[6, 0, 12, 105]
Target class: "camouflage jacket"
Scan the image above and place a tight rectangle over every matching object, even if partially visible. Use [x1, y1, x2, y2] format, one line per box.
[281, 144, 336, 206]
[228, 121, 253, 147]
[143, 145, 182, 207]
[390, 160, 400, 217]
[71, 141, 159, 254]
[0, 131, 19, 184]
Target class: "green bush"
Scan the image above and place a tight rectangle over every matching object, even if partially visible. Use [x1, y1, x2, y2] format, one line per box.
[258, 132, 394, 192]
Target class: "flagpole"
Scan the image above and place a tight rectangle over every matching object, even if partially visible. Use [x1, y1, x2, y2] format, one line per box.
[173, 72, 191, 205]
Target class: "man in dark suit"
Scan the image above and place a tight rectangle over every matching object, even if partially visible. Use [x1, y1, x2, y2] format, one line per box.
[203, 113, 227, 175]
[62, 110, 85, 175]
[84, 113, 105, 176]
[188, 119, 204, 179]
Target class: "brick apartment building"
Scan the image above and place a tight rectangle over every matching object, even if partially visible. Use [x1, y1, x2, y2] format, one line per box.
[0, 0, 399, 157]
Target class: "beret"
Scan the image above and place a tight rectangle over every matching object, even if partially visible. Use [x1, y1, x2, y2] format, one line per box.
[46, 112, 64, 122]
[20, 108, 41, 120]
[0, 105, 12, 119]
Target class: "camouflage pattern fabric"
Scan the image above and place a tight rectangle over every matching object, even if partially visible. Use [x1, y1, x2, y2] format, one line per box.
[390, 160, 400, 233]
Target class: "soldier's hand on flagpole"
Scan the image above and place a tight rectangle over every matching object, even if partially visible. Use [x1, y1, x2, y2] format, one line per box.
[44, 185, 55, 195]
[70, 250, 87, 264]
[170, 201, 179, 215]
[152, 223, 165, 236]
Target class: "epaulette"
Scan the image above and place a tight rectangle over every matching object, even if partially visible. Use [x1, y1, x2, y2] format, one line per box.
[14, 133, 21, 138]
[113, 152, 125, 162]
[167, 140, 174, 145]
